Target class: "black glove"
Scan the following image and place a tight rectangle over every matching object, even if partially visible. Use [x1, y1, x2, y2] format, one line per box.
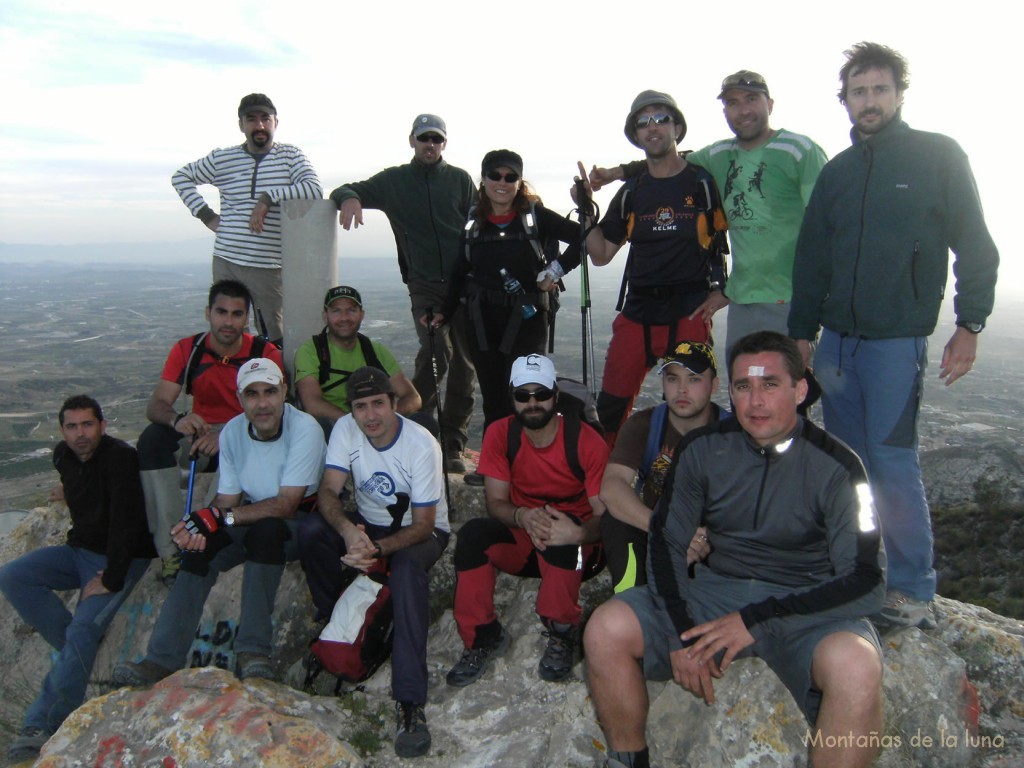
[184, 506, 221, 536]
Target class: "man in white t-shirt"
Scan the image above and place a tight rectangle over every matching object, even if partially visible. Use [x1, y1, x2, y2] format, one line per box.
[114, 358, 325, 685]
[300, 366, 449, 759]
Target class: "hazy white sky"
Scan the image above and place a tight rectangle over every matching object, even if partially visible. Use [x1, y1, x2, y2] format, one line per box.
[0, 0, 1013, 295]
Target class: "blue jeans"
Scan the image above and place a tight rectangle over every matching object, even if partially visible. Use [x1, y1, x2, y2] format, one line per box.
[815, 329, 933, 600]
[0, 545, 150, 733]
[145, 518, 299, 670]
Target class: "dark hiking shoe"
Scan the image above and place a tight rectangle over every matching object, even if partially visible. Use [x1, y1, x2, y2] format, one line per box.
[8, 726, 50, 762]
[236, 652, 275, 681]
[538, 622, 577, 682]
[446, 627, 511, 687]
[112, 659, 174, 687]
[446, 449, 468, 474]
[463, 471, 485, 487]
[395, 701, 431, 757]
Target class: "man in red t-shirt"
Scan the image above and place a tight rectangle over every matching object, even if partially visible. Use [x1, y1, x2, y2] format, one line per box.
[137, 280, 284, 584]
[446, 354, 608, 687]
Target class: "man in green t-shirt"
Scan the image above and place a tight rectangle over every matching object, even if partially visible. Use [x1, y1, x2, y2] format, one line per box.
[294, 286, 421, 429]
[591, 71, 827, 361]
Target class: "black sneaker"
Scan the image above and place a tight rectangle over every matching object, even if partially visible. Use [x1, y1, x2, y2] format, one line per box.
[112, 659, 175, 687]
[538, 622, 577, 682]
[8, 726, 50, 762]
[394, 701, 431, 758]
[463, 471, 485, 487]
[446, 627, 511, 687]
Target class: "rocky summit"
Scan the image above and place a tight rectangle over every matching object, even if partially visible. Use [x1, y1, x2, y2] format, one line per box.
[1, 480, 1022, 767]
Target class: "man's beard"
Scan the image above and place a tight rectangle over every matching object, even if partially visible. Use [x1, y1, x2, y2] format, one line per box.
[514, 406, 556, 430]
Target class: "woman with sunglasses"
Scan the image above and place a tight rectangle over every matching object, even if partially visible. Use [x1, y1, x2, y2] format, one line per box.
[425, 149, 582, 436]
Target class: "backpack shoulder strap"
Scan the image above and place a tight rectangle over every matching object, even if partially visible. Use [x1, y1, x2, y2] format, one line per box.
[615, 175, 644, 311]
[636, 403, 669, 496]
[183, 332, 209, 396]
[561, 412, 585, 484]
[356, 333, 383, 371]
[250, 336, 268, 359]
[313, 329, 331, 386]
[506, 419, 524, 470]
[521, 200, 545, 266]
[464, 206, 479, 263]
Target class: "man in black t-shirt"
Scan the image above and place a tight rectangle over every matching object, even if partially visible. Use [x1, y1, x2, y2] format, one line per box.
[572, 90, 727, 447]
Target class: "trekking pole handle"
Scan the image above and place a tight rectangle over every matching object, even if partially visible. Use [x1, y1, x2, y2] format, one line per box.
[575, 179, 594, 218]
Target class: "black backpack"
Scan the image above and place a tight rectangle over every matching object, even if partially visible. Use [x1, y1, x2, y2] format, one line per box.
[312, 330, 383, 394]
[182, 332, 270, 396]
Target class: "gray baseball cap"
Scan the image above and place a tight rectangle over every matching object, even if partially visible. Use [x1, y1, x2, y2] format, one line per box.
[411, 114, 447, 139]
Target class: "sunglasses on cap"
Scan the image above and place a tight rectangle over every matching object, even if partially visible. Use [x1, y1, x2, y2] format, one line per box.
[416, 134, 445, 144]
[720, 72, 767, 89]
[512, 387, 555, 403]
[486, 170, 520, 183]
[634, 112, 673, 130]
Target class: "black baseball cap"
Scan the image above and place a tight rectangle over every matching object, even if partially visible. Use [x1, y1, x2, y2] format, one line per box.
[323, 285, 363, 309]
[346, 366, 394, 403]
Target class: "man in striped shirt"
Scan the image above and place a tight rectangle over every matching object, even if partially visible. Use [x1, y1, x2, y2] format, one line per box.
[172, 93, 323, 344]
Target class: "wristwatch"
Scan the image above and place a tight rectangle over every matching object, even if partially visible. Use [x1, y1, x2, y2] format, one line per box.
[372, 542, 384, 559]
[222, 508, 235, 527]
[956, 320, 984, 334]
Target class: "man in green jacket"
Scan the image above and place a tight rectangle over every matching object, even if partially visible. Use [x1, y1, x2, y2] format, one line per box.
[789, 42, 999, 630]
[329, 115, 477, 473]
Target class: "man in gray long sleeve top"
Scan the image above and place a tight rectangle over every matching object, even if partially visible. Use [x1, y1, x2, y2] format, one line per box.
[584, 332, 886, 768]
[329, 114, 477, 472]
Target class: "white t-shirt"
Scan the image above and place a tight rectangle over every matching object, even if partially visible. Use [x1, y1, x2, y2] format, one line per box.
[326, 414, 449, 532]
[218, 404, 326, 502]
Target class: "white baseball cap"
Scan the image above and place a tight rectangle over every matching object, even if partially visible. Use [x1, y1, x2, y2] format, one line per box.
[509, 354, 557, 389]
[236, 358, 284, 392]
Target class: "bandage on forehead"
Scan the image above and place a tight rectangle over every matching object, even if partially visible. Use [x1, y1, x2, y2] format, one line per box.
[746, 366, 766, 377]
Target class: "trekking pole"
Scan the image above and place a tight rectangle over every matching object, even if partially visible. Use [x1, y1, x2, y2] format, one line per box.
[574, 178, 598, 397]
[425, 308, 454, 514]
[183, 442, 198, 525]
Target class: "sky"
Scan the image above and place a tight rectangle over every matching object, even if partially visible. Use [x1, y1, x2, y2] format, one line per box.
[0, 0, 1014, 297]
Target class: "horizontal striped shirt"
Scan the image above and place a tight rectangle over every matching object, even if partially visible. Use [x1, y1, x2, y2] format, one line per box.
[172, 142, 322, 269]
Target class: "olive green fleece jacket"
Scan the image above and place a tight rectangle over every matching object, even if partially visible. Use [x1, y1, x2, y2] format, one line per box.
[789, 118, 998, 340]
[330, 158, 476, 284]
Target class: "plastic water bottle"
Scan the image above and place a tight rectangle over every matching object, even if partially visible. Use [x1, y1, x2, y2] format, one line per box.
[499, 268, 537, 319]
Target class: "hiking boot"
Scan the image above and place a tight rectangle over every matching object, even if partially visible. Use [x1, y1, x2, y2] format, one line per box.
[871, 590, 937, 630]
[160, 553, 181, 587]
[463, 471, 485, 487]
[446, 627, 511, 687]
[8, 726, 50, 762]
[236, 652, 275, 681]
[538, 621, 577, 682]
[446, 451, 467, 474]
[394, 701, 431, 758]
[112, 659, 174, 687]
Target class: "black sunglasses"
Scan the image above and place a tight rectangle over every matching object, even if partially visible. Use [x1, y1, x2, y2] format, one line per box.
[486, 170, 520, 183]
[417, 134, 445, 144]
[634, 112, 672, 130]
[512, 387, 555, 403]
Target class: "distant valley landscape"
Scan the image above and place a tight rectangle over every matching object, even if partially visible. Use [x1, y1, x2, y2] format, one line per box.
[1, 252, 1021, 515]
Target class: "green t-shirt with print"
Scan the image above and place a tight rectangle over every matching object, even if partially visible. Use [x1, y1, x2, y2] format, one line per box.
[293, 334, 400, 414]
